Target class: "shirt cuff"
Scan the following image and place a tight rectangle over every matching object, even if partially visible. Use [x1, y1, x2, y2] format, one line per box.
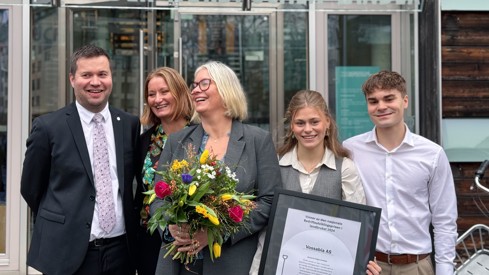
[162, 226, 175, 243]
[436, 262, 455, 275]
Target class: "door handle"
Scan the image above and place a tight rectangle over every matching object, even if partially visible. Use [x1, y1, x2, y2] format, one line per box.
[178, 37, 183, 76]
[139, 29, 151, 121]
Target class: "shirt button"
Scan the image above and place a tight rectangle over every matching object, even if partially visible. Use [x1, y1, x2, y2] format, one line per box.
[86, 222, 91, 228]
[89, 195, 95, 201]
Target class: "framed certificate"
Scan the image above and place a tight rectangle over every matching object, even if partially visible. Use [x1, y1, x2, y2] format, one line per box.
[259, 188, 381, 275]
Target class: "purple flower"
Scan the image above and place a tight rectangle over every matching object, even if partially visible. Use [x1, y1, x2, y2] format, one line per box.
[181, 173, 193, 184]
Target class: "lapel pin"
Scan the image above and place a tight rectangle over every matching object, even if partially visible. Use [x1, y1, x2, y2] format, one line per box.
[117, 117, 121, 121]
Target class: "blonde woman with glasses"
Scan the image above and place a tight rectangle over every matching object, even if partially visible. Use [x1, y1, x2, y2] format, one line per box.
[150, 61, 281, 275]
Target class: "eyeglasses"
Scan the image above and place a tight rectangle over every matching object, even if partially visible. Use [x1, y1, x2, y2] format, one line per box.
[190, 78, 212, 92]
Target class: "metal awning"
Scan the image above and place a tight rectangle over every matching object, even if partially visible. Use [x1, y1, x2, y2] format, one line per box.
[0, 0, 424, 12]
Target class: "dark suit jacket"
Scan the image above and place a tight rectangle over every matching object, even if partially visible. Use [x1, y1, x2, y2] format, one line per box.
[151, 121, 282, 275]
[20, 102, 140, 275]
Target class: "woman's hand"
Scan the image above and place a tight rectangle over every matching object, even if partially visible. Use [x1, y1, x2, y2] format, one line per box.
[168, 223, 191, 245]
[169, 224, 209, 255]
[366, 260, 382, 275]
[182, 228, 209, 255]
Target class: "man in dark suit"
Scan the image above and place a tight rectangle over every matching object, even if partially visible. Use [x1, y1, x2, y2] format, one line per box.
[20, 44, 140, 275]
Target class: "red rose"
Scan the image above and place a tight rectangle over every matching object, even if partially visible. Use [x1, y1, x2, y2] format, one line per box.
[228, 205, 244, 223]
[154, 181, 172, 199]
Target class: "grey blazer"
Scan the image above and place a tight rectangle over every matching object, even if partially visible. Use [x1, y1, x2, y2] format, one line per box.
[280, 157, 343, 200]
[150, 120, 281, 275]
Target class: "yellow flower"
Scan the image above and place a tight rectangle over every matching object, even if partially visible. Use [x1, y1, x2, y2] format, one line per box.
[195, 205, 208, 215]
[240, 199, 250, 204]
[207, 214, 220, 225]
[213, 242, 221, 258]
[221, 194, 233, 201]
[147, 193, 157, 204]
[189, 184, 197, 196]
[171, 159, 189, 172]
[200, 150, 209, 164]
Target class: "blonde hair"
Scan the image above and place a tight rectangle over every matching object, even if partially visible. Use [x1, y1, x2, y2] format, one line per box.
[140, 67, 194, 126]
[278, 90, 350, 159]
[192, 61, 248, 122]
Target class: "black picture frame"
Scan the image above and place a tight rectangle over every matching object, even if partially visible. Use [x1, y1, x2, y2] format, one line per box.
[258, 188, 381, 275]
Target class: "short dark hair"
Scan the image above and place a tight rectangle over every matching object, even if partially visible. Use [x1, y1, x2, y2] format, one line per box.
[70, 44, 111, 75]
[362, 70, 407, 97]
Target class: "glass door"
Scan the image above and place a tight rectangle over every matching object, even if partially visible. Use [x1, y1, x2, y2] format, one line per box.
[175, 11, 276, 131]
[328, 14, 393, 141]
[313, 6, 415, 141]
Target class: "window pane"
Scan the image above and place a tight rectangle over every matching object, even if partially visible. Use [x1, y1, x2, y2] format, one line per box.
[283, 10, 308, 110]
[328, 15, 391, 140]
[180, 14, 270, 129]
[31, 7, 61, 118]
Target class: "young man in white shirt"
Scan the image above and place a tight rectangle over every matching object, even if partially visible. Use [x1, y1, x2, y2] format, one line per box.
[343, 70, 458, 275]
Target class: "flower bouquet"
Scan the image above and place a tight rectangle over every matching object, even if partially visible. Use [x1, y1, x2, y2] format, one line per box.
[146, 145, 256, 264]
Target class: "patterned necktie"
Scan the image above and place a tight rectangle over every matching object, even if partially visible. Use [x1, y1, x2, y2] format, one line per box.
[92, 113, 116, 233]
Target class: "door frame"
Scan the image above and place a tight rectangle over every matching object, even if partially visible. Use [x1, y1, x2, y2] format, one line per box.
[0, 3, 29, 273]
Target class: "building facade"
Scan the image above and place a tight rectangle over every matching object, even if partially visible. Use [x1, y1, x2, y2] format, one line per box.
[1, 0, 487, 274]
[440, 0, 489, 235]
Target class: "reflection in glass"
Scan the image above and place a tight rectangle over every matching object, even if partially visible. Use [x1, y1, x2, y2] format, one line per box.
[0, 8, 7, 254]
[328, 15, 391, 71]
[31, 7, 61, 118]
[283, 10, 307, 113]
[72, 9, 174, 116]
[442, 119, 489, 162]
[328, 15, 391, 139]
[180, 15, 270, 129]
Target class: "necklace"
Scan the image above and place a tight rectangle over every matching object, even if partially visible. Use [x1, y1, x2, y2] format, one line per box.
[299, 160, 316, 173]
[298, 157, 323, 173]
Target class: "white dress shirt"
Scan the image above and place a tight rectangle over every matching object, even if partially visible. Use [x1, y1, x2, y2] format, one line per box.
[343, 125, 458, 274]
[76, 101, 126, 240]
[279, 146, 366, 204]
